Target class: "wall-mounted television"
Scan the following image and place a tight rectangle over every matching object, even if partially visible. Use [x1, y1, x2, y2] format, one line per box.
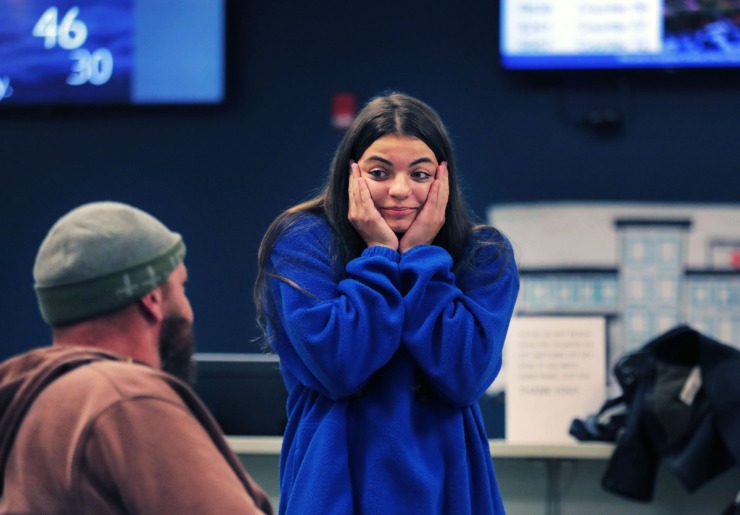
[500, 1, 740, 70]
[0, 0, 224, 106]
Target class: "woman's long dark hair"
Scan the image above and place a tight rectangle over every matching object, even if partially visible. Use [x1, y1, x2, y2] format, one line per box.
[254, 92, 485, 346]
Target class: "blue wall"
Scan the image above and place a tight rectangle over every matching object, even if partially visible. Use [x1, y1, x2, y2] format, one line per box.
[2, 1, 740, 360]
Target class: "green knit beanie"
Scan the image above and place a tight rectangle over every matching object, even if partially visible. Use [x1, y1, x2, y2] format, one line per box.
[33, 201, 186, 326]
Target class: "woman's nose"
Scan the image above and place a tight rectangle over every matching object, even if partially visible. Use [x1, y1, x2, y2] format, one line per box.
[389, 176, 411, 198]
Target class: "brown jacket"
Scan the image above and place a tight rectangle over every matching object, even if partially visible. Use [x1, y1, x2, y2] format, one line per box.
[0, 346, 273, 514]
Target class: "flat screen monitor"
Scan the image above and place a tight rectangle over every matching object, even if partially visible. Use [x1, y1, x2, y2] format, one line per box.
[193, 353, 506, 438]
[193, 353, 288, 436]
[0, 0, 225, 106]
[500, 1, 740, 70]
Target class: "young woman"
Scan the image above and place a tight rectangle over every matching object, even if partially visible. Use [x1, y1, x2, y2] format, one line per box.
[254, 92, 519, 514]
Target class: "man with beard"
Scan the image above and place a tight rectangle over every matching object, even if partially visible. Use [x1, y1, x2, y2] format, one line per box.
[0, 201, 273, 514]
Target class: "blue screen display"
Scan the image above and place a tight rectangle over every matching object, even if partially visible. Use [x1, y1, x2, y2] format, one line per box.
[0, 0, 224, 105]
[500, 1, 740, 70]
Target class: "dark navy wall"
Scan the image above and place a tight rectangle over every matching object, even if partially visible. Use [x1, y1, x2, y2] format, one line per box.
[2, 1, 739, 360]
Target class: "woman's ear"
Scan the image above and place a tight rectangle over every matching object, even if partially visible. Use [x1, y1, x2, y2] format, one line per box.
[137, 286, 165, 322]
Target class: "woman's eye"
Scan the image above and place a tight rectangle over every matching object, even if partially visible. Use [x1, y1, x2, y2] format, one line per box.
[412, 170, 432, 181]
[367, 169, 387, 179]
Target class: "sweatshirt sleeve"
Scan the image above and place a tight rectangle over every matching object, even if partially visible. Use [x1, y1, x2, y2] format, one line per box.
[266, 216, 404, 400]
[399, 230, 519, 407]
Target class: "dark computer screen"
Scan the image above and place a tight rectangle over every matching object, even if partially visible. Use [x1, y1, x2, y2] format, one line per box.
[193, 353, 288, 436]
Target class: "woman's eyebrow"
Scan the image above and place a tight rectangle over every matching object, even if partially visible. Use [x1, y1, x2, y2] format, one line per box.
[364, 155, 393, 166]
[364, 156, 435, 166]
[409, 157, 435, 166]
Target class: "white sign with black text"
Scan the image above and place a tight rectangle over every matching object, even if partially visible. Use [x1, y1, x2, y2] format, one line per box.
[505, 316, 606, 445]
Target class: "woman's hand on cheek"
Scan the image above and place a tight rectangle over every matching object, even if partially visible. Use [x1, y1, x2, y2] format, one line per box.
[348, 162, 399, 250]
[399, 161, 449, 253]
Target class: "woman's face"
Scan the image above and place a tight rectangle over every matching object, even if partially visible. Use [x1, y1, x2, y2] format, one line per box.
[357, 135, 439, 235]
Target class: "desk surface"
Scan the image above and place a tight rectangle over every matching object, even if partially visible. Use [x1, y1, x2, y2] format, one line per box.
[227, 436, 614, 460]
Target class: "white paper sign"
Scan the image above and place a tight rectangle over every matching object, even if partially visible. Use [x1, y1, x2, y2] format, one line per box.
[505, 317, 606, 444]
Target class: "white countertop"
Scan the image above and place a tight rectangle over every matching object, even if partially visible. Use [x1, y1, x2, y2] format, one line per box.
[226, 436, 614, 460]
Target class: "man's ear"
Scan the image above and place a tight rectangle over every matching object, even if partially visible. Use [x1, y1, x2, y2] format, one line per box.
[138, 286, 165, 322]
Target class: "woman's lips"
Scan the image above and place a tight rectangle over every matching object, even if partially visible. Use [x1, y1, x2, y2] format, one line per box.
[382, 207, 417, 217]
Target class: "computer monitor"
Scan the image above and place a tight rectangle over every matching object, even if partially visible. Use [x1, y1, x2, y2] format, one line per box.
[192, 353, 288, 436]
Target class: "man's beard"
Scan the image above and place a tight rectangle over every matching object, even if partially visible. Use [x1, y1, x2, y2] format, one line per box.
[159, 316, 197, 385]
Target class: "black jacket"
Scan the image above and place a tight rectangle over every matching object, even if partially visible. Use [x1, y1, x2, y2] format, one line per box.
[602, 325, 740, 509]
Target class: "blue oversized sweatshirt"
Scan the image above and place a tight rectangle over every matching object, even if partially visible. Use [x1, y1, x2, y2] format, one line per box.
[265, 213, 519, 514]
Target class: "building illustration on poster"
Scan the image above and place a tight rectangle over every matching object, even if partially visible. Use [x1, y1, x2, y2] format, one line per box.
[488, 202, 740, 395]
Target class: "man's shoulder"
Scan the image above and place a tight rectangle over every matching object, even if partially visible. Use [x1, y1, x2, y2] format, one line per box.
[15, 359, 195, 457]
[44, 359, 184, 406]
